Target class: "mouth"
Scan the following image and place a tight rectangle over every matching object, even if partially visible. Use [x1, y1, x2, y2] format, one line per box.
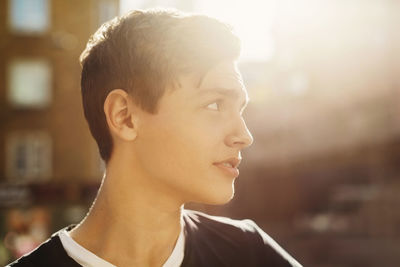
[213, 157, 241, 177]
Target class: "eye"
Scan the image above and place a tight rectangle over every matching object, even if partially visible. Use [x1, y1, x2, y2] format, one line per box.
[206, 100, 221, 111]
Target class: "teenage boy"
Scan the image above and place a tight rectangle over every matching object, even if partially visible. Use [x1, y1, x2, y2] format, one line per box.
[8, 9, 301, 267]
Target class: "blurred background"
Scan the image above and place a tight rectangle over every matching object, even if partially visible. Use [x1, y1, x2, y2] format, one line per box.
[0, 0, 399, 266]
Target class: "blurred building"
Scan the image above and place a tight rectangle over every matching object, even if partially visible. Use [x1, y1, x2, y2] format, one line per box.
[0, 0, 120, 184]
[0, 0, 118, 263]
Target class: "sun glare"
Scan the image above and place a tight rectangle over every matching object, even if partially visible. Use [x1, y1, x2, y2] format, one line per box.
[120, 0, 277, 62]
[193, 0, 276, 62]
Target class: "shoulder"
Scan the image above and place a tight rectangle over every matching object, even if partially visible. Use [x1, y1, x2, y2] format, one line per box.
[182, 209, 259, 243]
[182, 209, 302, 267]
[6, 226, 81, 267]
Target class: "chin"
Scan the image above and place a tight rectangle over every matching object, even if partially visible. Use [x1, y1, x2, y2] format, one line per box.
[193, 184, 235, 206]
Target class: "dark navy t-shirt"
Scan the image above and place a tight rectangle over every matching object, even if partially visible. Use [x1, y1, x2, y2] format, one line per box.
[7, 209, 301, 267]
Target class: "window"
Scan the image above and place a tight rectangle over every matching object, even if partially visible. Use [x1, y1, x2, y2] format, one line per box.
[7, 59, 52, 109]
[8, 0, 50, 34]
[6, 132, 52, 182]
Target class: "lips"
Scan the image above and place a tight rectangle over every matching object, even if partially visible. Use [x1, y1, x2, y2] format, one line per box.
[213, 157, 241, 177]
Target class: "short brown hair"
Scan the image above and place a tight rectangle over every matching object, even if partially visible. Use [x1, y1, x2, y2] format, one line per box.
[80, 8, 241, 162]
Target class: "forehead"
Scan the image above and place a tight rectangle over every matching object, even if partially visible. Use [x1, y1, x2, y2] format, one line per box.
[194, 61, 249, 106]
[199, 61, 245, 91]
[163, 61, 248, 108]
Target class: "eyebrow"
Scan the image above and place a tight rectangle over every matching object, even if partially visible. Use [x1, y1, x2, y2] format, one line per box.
[197, 87, 249, 109]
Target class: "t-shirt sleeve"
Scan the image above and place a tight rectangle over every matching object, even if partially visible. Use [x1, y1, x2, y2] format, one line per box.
[242, 219, 303, 267]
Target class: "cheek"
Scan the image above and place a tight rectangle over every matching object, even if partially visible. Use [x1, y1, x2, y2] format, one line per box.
[138, 114, 216, 177]
[136, 113, 234, 203]
[161, 119, 213, 166]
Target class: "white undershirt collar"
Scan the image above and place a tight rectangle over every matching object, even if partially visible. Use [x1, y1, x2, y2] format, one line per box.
[59, 223, 185, 267]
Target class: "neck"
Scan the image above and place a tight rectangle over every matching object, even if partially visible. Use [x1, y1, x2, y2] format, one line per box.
[70, 162, 184, 267]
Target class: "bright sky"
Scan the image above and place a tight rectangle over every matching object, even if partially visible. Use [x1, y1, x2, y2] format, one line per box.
[120, 0, 277, 62]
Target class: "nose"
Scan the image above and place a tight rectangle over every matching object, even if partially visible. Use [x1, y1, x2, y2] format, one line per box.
[225, 115, 254, 149]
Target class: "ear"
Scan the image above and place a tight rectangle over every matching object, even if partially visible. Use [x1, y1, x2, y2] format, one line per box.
[104, 89, 138, 142]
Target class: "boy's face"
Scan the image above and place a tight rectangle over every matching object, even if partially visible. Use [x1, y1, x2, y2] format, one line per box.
[133, 60, 253, 205]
